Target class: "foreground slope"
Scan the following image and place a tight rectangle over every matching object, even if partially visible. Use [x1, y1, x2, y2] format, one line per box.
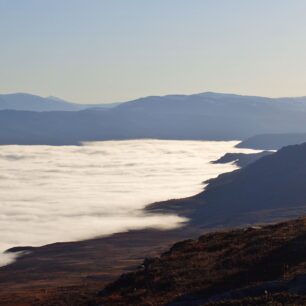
[98, 218, 306, 306]
[0, 228, 199, 306]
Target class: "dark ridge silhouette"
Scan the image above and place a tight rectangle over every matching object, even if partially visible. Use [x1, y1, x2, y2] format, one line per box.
[5, 246, 35, 253]
[237, 133, 306, 150]
[148, 142, 306, 228]
[1, 92, 306, 145]
[212, 151, 273, 168]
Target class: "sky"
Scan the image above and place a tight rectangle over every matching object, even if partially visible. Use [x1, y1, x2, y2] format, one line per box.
[1, 0, 306, 104]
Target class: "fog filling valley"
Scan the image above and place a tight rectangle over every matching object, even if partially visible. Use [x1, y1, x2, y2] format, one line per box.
[0, 140, 259, 266]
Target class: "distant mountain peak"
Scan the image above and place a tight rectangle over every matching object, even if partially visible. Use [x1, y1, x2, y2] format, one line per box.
[47, 96, 68, 102]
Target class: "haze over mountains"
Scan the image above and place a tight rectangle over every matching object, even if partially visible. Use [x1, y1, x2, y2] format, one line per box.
[1, 92, 306, 146]
[237, 133, 306, 150]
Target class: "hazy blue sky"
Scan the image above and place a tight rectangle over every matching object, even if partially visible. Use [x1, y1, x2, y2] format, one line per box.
[1, 0, 306, 103]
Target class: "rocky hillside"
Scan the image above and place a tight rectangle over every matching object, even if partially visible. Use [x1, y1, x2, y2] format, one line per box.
[97, 218, 306, 305]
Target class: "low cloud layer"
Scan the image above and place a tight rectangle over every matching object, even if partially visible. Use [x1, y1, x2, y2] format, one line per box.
[0, 140, 259, 266]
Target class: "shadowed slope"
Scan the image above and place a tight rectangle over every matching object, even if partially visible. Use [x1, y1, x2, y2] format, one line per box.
[149, 142, 306, 228]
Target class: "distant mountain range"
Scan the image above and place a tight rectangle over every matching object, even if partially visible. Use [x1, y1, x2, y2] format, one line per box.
[1, 92, 306, 145]
[0, 93, 120, 112]
[149, 141, 306, 228]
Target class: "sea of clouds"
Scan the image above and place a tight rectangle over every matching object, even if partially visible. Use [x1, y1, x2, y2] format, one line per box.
[0, 140, 259, 266]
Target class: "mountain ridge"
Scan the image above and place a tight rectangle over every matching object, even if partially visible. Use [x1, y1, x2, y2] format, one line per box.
[0, 93, 119, 112]
[1, 92, 306, 145]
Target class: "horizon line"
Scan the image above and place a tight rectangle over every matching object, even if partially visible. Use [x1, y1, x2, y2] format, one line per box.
[1, 90, 306, 105]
